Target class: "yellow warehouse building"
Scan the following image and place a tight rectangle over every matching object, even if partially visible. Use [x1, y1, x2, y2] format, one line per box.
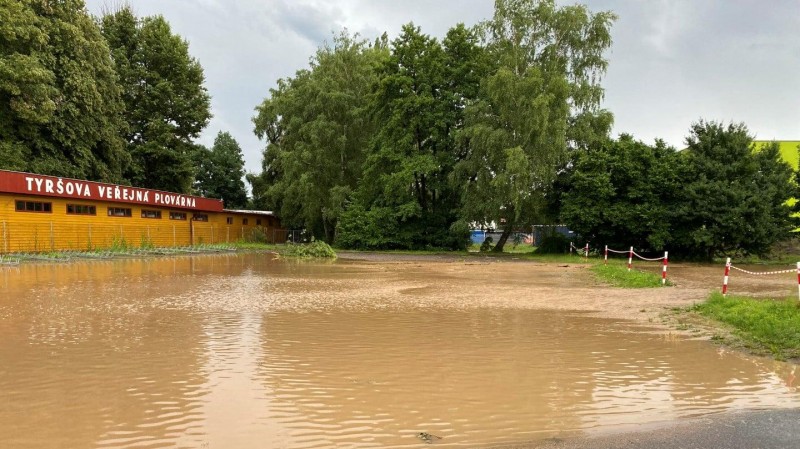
[0, 169, 284, 253]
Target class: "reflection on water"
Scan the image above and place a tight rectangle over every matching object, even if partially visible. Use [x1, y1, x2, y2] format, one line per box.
[0, 254, 797, 448]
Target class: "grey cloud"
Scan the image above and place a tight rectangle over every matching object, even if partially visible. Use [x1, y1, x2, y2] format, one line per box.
[84, 0, 800, 174]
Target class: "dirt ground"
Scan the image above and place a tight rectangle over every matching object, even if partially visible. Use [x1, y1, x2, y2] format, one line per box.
[337, 251, 799, 328]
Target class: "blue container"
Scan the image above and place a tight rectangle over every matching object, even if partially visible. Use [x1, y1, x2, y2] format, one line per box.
[470, 230, 486, 244]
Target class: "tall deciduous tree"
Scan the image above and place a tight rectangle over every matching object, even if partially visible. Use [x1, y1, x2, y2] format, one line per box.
[251, 31, 387, 241]
[673, 121, 797, 259]
[354, 24, 449, 243]
[455, 0, 615, 251]
[339, 23, 486, 250]
[194, 131, 248, 209]
[0, 0, 127, 181]
[100, 6, 211, 193]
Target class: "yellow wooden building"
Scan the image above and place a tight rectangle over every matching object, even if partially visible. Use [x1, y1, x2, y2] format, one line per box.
[0, 169, 284, 253]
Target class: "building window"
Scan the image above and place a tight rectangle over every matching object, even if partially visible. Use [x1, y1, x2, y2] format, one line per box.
[226, 217, 233, 225]
[67, 204, 96, 215]
[170, 211, 187, 220]
[108, 207, 132, 217]
[15, 200, 52, 213]
[141, 210, 162, 219]
[243, 218, 249, 225]
[192, 213, 208, 222]
[256, 219, 262, 226]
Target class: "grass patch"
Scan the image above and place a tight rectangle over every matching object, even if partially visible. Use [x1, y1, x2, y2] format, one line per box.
[522, 253, 594, 264]
[467, 243, 537, 254]
[591, 263, 666, 288]
[229, 241, 282, 251]
[692, 292, 800, 360]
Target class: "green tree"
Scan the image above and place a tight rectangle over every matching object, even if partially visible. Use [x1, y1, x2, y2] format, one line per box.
[673, 121, 797, 259]
[251, 31, 387, 241]
[341, 23, 486, 250]
[194, 131, 248, 209]
[454, 0, 616, 252]
[0, 0, 127, 181]
[354, 24, 449, 246]
[559, 135, 683, 251]
[100, 7, 211, 193]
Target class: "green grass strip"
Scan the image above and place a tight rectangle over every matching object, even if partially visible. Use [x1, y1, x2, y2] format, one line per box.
[694, 292, 800, 360]
[591, 262, 666, 288]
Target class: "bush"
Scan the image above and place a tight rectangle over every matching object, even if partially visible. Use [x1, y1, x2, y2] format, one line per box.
[446, 220, 472, 251]
[336, 205, 471, 251]
[535, 232, 571, 254]
[336, 205, 406, 249]
[480, 236, 494, 252]
[283, 240, 337, 259]
[244, 227, 270, 243]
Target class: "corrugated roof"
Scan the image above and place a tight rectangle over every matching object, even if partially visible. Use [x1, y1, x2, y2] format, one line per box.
[223, 209, 275, 216]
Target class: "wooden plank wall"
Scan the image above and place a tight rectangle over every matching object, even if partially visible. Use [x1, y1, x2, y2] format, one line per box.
[0, 194, 283, 253]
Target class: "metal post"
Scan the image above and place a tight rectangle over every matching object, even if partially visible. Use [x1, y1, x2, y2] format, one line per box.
[662, 251, 669, 286]
[722, 257, 731, 296]
[627, 246, 633, 272]
[796, 262, 799, 301]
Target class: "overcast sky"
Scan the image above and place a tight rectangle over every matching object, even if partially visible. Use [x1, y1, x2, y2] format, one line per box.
[84, 0, 800, 175]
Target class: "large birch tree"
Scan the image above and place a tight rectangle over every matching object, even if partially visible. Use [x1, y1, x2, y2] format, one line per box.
[455, 0, 616, 251]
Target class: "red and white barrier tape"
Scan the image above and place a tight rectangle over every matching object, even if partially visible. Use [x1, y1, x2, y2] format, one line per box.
[632, 251, 666, 262]
[603, 246, 668, 284]
[723, 258, 800, 300]
[729, 265, 795, 276]
[570, 242, 589, 257]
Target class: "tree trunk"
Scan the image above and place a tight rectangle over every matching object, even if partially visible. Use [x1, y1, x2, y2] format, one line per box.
[493, 225, 514, 252]
[324, 219, 336, 243]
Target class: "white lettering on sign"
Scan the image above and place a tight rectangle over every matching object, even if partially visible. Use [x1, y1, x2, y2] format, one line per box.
[19, 174, 205, 210]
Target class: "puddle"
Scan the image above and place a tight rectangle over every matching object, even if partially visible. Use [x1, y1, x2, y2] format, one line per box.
[0, 254, 797, 448]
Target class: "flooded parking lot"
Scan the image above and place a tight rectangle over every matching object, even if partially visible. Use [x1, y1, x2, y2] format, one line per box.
[1, 254, 798, 448]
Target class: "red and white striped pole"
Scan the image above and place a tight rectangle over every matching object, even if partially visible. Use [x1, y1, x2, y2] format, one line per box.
[627, 246, 633, 272]
[661, 251, 669, 286]
[584, 243, 589, 258]
[722, 257, 731, 296]
[604, 245, 608, 265]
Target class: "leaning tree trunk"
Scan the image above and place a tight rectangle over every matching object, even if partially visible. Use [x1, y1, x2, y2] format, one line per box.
[492, 224, 514, 252]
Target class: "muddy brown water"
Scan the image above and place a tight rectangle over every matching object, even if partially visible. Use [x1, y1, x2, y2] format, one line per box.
[1, 254, 798, 448]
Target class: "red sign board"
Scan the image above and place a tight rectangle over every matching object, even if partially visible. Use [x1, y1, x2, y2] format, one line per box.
[0, 170, 224, 212]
